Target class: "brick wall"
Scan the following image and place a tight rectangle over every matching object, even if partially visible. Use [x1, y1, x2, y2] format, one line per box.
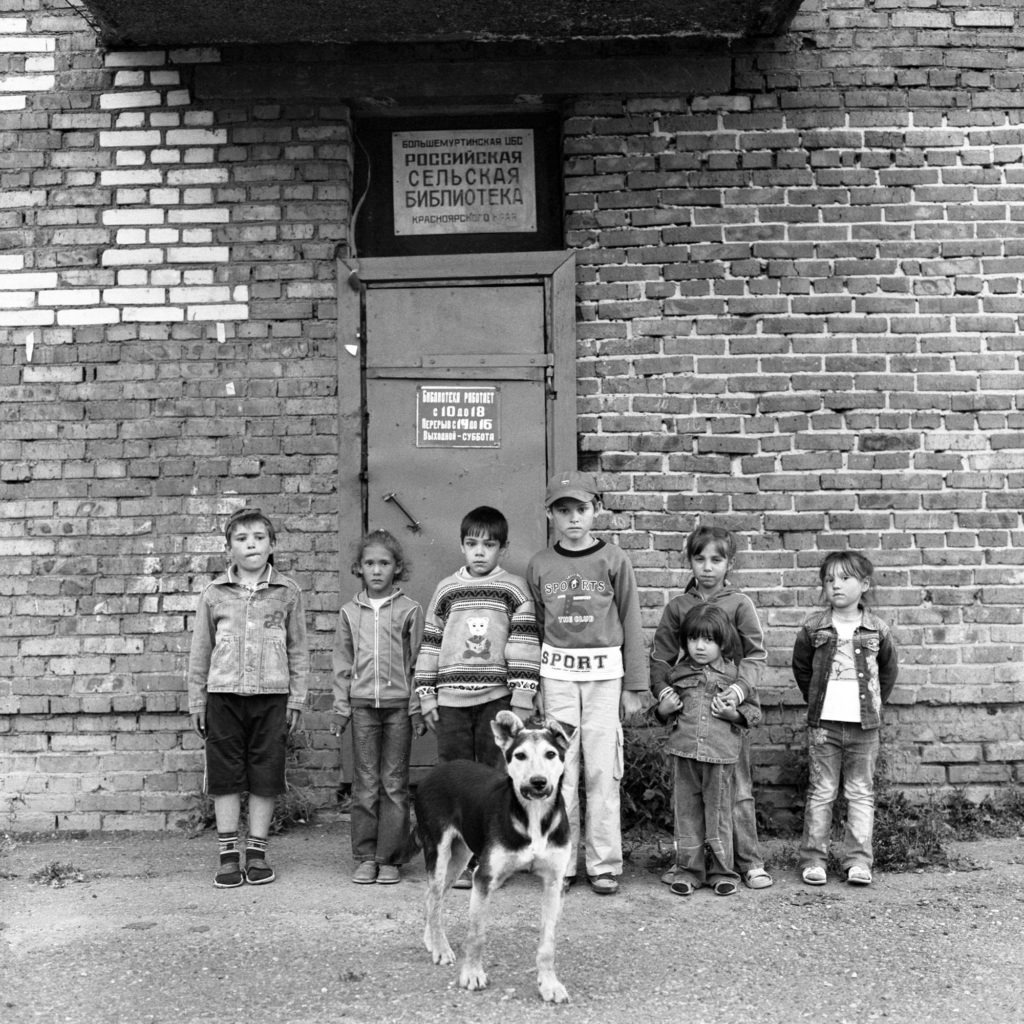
[565, 0, 1024, 811]
[1, 0, 1022, 830]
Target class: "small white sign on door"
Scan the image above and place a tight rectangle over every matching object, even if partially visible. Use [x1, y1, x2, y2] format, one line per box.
[393, 129, 536, 236]
[416, 385, 500, 448]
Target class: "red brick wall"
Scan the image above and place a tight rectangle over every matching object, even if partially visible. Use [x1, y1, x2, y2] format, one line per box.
[1, 0, 1022, 829]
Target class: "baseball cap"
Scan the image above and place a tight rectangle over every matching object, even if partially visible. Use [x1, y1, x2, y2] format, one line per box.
[544, 471, 600, 506]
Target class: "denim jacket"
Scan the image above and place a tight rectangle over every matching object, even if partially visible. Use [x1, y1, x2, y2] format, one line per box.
[656, 657, 761, 765]
[187, 565, 309, 714]
[791, 607, 898, 731]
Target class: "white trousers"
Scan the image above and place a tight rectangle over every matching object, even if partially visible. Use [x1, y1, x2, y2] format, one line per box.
[540, 675, 624, 878]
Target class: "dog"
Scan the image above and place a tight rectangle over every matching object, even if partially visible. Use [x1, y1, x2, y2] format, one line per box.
[413, 710, 575, 1003]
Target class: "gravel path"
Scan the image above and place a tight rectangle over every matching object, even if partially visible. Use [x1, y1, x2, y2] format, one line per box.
[1, 824, 1022, 1024]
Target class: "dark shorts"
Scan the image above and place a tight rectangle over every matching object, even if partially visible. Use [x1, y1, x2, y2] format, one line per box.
[205, 692, 288, 797]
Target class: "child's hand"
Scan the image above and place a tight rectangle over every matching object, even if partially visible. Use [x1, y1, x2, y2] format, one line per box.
[711, 701, 740, 723]
[657, 688, 682, 718]
[191, 711, 207, 739]
[411, 712, 427, 737]
[422, 708, 439, 733]
[716, 689, 740, 710]
[287, 708, 302, 734]
[620, 690, 645, 719]
[330, 715, 350, 737]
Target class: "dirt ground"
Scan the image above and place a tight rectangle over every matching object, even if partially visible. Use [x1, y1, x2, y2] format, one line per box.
[1, 818, 1022, 1024]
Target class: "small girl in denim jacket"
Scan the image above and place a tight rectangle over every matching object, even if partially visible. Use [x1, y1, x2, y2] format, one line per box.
[652, 604, 761, 897]
[792, 551, 899, 887]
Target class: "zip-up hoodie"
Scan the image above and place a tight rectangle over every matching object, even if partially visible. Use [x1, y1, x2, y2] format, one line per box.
[332, 588, 424, 718]
[649, 579, 766, 702]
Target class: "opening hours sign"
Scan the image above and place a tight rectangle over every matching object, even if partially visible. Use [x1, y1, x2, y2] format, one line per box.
[416, 386, 501, 448]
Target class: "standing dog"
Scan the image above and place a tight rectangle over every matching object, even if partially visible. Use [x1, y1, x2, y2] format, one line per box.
[414, 710, 575, 1003]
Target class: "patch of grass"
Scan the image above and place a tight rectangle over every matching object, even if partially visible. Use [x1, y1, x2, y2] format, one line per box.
[30, 861, 86, 887]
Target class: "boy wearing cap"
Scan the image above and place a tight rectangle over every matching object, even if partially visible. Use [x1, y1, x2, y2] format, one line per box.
[526, 472, 648, 895]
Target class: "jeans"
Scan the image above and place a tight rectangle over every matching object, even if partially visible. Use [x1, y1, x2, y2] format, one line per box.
[350, 706, 413, 865]
[540, 676, 623, 878]
[799, 720, 880, 871]
[671, 756, 738, 887]
[437, 695, 511, 770]
[732, 734, 765, 874]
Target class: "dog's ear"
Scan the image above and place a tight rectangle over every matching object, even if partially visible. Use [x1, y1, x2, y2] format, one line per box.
[491, 709, 523, 753]
[544, 718, 576, 756]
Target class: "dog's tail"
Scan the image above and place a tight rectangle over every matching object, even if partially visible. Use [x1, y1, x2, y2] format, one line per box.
[397, 816, 423, 865]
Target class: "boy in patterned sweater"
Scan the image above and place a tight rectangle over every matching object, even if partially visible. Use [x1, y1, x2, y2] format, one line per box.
[415, 505, 541, 774]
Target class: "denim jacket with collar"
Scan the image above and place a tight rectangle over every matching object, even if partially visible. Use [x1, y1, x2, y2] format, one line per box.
[791, 607, 898, 731]
[187, 564, 309, 714]
[656, 657, 761, 765]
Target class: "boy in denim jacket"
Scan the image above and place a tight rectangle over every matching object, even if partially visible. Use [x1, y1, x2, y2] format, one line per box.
[187, 508, 309, 888]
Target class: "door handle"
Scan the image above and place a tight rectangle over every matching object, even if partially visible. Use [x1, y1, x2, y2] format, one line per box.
[382, 491, 422, 533]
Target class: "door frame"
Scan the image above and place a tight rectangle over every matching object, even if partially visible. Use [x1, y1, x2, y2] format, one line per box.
[336, 250, 577, 575]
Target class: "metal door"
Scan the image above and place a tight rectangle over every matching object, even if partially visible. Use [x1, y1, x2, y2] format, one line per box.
[337, 251, 576, 774]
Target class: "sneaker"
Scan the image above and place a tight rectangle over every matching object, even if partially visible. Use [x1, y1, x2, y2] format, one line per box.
[452, 867, 474, 889]
[214, 858, 244, 889]
[352, 860, 379, 884]
[743, 868, 774, 890]
[847, 865, 872, 886]
[801, 865, 827, 886]
[377, 864, 401, 885]
[244, 858, 276, 885]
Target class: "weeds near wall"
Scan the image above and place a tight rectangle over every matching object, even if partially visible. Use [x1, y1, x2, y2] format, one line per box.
[30, 861, 86, 887]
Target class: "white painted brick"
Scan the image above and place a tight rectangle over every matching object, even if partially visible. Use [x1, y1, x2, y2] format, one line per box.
[114, 71, 146, 87]
[0, 74, 55, 92]
[0, 36, 52, 53]
[187, 304, 248, 321]
[150, 70, 181, 85]
[169, 286, 231, 303]
[0, 18, 29, 31]
[149, 189, 181, 205]
[101, 248, 163, 266]
[115, 112, 146, 128]
[183, 149, 214, 163]
[168, 208, 228, 224]
[115, 188, 149, 204]
[0, 272, 58, 289]
[150, 113, 181, 128]
[115, 228, 147, 244]
[152, 149, 182, 164]
[182, 270, 214, 285]
[101, 170, 162, 186]
[38, 289, 102, 306]
[0, 189, 46, 208]
[100, 91, 162, 109]
[0, 291, 33, 308]
[181, 229, 213, 244]
[116, 269, 149, 285]
[149, 229, 180, 244]
[0, 254, 25, 270]
[25, 56, 55, 71]
[167, 90, 191, 106]
[151, 269, 182, 285]
[105, 51, 166, 67]
[99, 130, 161, 148]
[0, 96, 26, 111]
[166, 128, 228, 146]
[183, 189, 214, 204]
[0, 309, 54, 326]
[232, 285, 249, 303]
[123, 306, 184, 322]
[167, 168, 229, 185]
[167, 246, 229, 263]
[56, 308, 120, 326]
[116, 152, 146, 167]
[103, 287, 166, 304]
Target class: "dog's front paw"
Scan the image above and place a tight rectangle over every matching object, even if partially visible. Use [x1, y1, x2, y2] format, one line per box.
[428, 942, 455, 966]
[459, 962, 488, 991]
[539, 975, 570, 1004]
